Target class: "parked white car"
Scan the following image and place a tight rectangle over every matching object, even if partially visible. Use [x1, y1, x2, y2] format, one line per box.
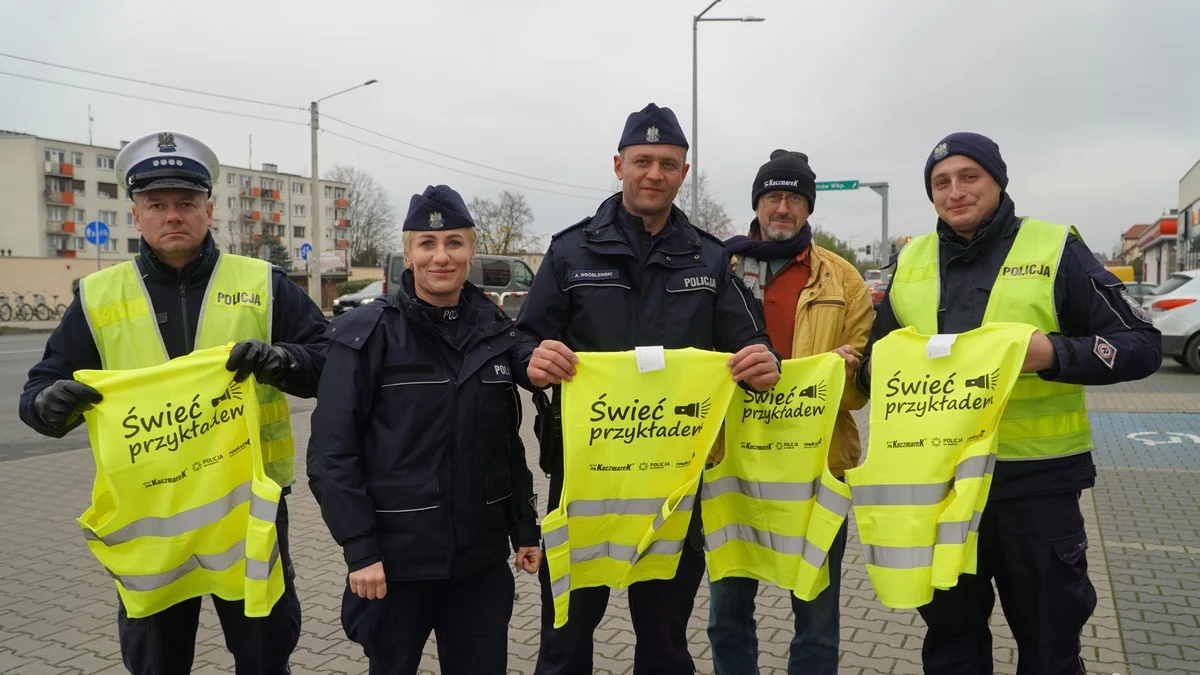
[1146, 269, 1200, 373]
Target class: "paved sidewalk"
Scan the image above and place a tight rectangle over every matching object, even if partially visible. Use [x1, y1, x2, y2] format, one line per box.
[0, 365, 1196, 673]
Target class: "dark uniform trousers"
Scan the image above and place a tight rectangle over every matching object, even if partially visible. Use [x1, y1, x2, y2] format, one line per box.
[340, 563, 516, 675]
[534, 473, 707, 675]
[117, 496, 302, 675]
[918, 491, 1097, 675]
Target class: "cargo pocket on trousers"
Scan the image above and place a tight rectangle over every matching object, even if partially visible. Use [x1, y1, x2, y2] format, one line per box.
[1051, 529, 1098, 630]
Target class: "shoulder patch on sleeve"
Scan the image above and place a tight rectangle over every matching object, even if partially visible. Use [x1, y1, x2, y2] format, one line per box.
[327, 305, 385, 350]
[1118, 287, 1153, 325]
[1093, 336, 1116, 370]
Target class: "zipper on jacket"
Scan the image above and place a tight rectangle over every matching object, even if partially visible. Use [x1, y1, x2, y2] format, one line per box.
[179, 283, 191, 350]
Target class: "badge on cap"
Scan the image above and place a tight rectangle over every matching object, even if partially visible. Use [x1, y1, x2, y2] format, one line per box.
[158, 132, 177, 153]
[429, 212, 444, 229]
[932, 142, 948, 160]
[646, 126, 660, 143]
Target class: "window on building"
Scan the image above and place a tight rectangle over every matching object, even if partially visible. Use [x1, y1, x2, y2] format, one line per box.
[292, 182, 304, 194]
[45, 148, 66, 163]
[127, 238, 139, 253]
[47, 205, 68, 222]
[97, 155, 116, 170]
[73, 208, 86, 222]
[293, 226, 305, 238]
[261, 178, 274, 190]
[325, 207, 334, 219]
[45, 177, 70, 193]
[227, 173, 237, 185]
[97, 182, 118, 199]
[324, 185, 334, 198]
[71, 151, 84, 166]
[72, 179, 85, 196]
[240, 198, 254, 211]
[240, 176, 253, 188]
[74, 236, 87, 251]
[293, 204, 306, 217]
[334, 187, 347, 200]
[228, 197, 237, 210]
[127, 212, 134, 225]
[99, 210, 117, 225]
[102, 240, 119, 253]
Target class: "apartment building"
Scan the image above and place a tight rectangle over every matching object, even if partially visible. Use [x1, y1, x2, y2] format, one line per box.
[0, 131, 351, 270]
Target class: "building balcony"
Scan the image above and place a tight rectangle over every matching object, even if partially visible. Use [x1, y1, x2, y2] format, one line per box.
[50, 246, 77, 259]
[335, 239, 349, 250]
[242, 210, 262, 221]
[44, 161, 74, 177]
[47, 220, 77, 234]
[271, 212, 282, 222]
[259, 189, 280, 201]
[335, 218, 350, 228]
[44, 190, 75, 205]
[335, 198, 350, 208]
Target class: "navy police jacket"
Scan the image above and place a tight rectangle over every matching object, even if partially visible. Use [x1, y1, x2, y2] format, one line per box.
[308, 270, 539, 580]
[858, 195, 1162, 500]
[20, 233, 328, 439]
[515, 195, 773, 483]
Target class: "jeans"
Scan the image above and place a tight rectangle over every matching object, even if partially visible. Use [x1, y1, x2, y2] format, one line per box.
[707, 521, 847, 675]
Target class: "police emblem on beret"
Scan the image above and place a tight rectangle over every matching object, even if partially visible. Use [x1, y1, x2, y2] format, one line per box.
[429, 212, 445, 229]
[646, 126, 660, 143]
[1093, 336, 1116, 370]
[157, 132, 177, 153]
[932, 142, 948, 160]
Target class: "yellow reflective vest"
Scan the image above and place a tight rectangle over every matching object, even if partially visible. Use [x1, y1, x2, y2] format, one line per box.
[847, 323, 1032, 608]
[889, 219, 1093, 461]
[79, 253, 295, 486]
[76, 345, 285, 618]
[543, 348, 735, 628]
[703, 352, 849, 600]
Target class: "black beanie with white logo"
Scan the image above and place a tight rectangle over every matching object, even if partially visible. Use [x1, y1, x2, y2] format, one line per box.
[751, 149, 817, 212]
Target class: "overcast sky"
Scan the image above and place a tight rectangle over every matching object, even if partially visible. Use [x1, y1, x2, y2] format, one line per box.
[2, 0, 1197, 256]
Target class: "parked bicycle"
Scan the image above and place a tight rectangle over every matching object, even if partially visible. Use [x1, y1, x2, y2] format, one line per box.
[30, 293, 54, 321]
[0, 293, 11, 322]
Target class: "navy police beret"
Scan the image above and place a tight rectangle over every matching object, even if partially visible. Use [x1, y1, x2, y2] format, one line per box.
[617, 103, 689, 151]
[404, 185, 475, 231]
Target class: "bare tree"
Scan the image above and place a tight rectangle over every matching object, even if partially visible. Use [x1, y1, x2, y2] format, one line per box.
[470, 190, 542, 255]
[675, 171, 735, 240]
[324, 165, 398, 268]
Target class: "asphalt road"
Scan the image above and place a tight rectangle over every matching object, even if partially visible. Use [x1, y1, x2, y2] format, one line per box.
[0, 332, 317, 462]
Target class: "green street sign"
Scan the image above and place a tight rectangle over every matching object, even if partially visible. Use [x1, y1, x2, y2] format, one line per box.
[815, 180, 859, 191]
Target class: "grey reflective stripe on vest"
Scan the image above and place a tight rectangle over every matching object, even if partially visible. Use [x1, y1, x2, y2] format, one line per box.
[84, 481, 277, 546]
[701, 475, 821, 502]
[551, 573, 571, 599]
[109, 537, 279, 592]
[706, 522, 831, 570]
[543, 525, 567, 551]
[955, 454, 996, 483]
[568, 494, 696, 518]
[862, 543, 934, 569]
[852, 455, 994, 508]
[935, 511, 985, 547]
[571, 537, 686, 566]
[815, 483, 852, 517]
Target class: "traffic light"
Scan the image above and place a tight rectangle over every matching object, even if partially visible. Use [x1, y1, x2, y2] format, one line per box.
[864, 245, 872, 256]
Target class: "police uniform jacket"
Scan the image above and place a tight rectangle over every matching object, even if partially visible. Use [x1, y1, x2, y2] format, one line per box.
[515, 194, 773, 481]
[308, 270, 540, 580]
[858, 194, 1162, 500]
[19, 233, 329, 440]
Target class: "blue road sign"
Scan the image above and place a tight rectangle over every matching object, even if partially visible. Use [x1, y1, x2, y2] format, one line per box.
[84, 221, 110, 245]
[300, 243, 312, 260]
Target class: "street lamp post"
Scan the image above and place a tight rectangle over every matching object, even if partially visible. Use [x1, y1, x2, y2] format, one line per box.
[862, 182, 890, 268]
[691, 2, 764, 221]
[309, 79, 378, 308]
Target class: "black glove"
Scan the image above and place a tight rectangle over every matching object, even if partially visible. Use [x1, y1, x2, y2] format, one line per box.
[33, 380, 103, 430]
[225, 340, 296, 386]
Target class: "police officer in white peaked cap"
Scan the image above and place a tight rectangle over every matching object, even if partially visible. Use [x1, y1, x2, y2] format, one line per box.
[19, 130, 330, 674]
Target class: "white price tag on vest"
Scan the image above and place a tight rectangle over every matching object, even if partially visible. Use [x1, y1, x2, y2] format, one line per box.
[635, 346, 667, 373]
[926, 333, 958, 359]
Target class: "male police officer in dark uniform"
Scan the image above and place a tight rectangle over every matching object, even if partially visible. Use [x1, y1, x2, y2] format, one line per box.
[19, 131, 327, 675]
[857, 132, 1161, 674]
[516, 103, 780, 675]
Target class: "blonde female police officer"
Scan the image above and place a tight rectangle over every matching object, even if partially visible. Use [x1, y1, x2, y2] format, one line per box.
[308, 185, 541, 674]
[19, 131, 327, 674]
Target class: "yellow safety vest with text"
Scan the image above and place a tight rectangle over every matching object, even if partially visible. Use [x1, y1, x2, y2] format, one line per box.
[703, 352, 849, 600]
[542, 348, 735, 628]
[76, 345, 284, 618]
[79, 253, 295, 486]
[889, 219, 1093, 461]
[846, 323, 1031, 608]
